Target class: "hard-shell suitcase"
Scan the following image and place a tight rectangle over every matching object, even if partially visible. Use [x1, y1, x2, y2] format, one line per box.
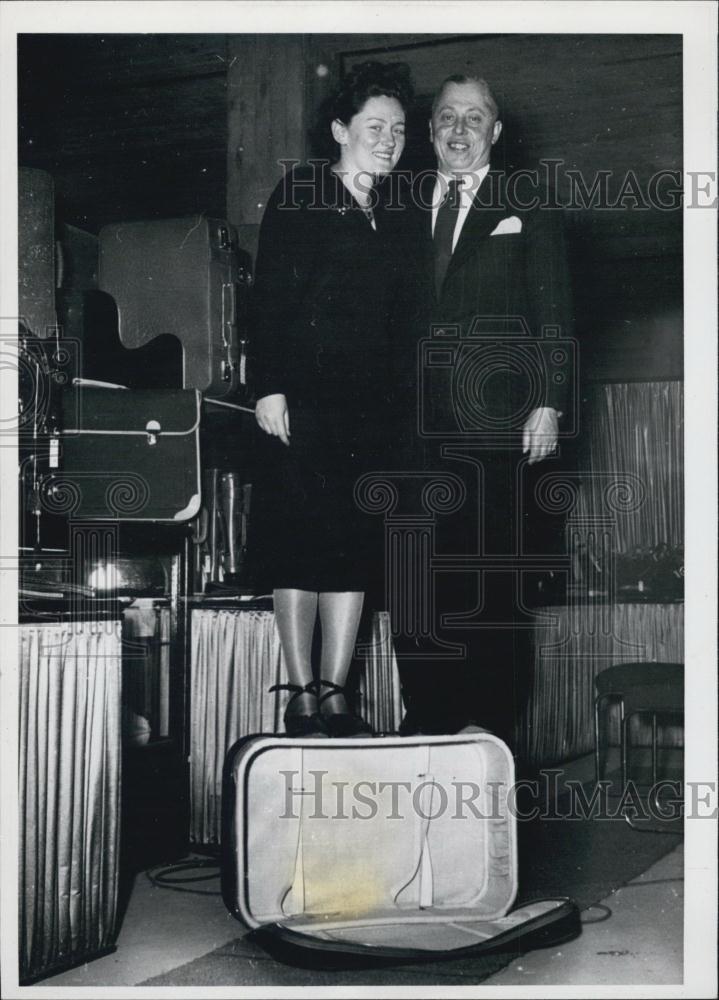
[98, 215, 251, 398]
[48, 386, 201, 521]
[221, 733, 580, 969]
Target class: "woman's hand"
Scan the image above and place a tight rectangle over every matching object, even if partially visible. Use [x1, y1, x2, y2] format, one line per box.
[255, 393, 290, 446]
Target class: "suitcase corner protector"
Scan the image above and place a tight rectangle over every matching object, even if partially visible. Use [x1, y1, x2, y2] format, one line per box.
[173, 493, 201, 521]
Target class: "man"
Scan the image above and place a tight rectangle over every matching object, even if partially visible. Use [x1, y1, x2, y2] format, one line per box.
[394, 75, 574, 741]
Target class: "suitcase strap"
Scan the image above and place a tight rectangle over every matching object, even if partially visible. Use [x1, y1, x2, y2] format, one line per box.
[280, 745, 445, 918]
[280, 757, 307, 916]
[393, 746, 435, 910]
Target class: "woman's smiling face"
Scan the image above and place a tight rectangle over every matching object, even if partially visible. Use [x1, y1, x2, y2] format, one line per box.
[332, 95, 406, 177]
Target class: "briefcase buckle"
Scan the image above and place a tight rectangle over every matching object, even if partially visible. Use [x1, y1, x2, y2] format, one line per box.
[145, 419, 161, 445]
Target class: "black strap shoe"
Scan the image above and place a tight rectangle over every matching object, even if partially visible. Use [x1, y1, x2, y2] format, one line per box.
[318, 679, 374, 738]
[269, 681, 329, 738]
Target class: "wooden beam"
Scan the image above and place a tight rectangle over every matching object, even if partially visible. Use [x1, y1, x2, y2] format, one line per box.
[226, 35, 308, 261]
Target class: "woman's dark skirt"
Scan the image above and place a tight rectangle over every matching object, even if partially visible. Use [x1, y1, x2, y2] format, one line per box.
[247, 405, 386, 594]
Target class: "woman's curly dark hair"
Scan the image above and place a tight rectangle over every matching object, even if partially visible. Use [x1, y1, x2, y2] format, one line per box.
[310, 60, 415, 160]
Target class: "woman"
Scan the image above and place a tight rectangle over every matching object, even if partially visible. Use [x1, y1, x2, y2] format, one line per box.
[250, 61, 413, 737]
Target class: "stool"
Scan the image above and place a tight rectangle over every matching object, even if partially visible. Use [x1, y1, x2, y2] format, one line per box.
[593, 662, 684, 787]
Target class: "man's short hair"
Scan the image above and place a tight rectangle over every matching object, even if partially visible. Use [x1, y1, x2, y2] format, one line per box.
[431, 74, 499, 119]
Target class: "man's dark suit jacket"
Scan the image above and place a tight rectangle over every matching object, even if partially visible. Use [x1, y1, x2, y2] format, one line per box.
[393, 168, 574, 446]
[386, 167, 576, 735]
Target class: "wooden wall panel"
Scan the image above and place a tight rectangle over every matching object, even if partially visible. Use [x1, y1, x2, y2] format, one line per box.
[225, 35, 309, 262]
[315, 34, 683, 260]
[303, 33, 683, 378]
[19, 34, 228, 231]
[19, 33, 230, 90]
[19, 32, 682, 255]
[18, 33, 683, 379]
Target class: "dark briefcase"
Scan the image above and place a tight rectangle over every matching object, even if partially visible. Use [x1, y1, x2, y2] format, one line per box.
[221, 733, 580, 969]
[48, 387, 201, 521]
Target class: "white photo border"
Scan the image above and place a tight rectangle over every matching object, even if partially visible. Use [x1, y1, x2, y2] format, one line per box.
[1, 3, 716, 998]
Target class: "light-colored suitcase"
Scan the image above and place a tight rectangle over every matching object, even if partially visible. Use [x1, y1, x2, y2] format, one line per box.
[221, 733, 579, 968]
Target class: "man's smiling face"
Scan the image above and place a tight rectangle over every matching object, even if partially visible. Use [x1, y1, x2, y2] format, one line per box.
[430, 80, 502, 176]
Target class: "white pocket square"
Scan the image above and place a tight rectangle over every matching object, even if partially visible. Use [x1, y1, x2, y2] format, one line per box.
[490, 216, 522, 235]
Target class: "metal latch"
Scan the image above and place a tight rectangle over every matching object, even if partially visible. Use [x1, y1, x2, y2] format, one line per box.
[145, 419, 161, 445]
[221, 359, 238, 382]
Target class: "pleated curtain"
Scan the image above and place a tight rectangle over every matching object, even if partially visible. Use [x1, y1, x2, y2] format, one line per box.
[519, 602, 684, 766]
[577, 381, 683, 552]
[515, 381, 685, 766]
[357, 610, 404, 735]
[18, 621, 122, 982]
[189, 609, 402, 845]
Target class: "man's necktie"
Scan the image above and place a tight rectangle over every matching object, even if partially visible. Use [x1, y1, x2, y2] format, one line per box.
[433, 178, 462, 298]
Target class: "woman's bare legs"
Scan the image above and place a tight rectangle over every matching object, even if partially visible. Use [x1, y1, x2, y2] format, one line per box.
[273, 588, 318, 717]
[317, 591, 364, 718]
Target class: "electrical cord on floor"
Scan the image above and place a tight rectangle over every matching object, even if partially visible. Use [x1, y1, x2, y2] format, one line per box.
[146, 858, 221, 896]
[613, 877, 684, 887]
[624, 812, 684, 834]
[580, 903, 612, 924]
[580, 874, 684, 925]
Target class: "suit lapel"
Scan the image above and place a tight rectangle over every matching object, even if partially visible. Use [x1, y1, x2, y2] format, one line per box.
[419, 169, 510, 302]
[445, 170, 508, 279]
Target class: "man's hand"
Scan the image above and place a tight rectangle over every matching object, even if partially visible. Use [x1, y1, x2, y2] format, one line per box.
[255, 393, 290, 446]
[522, 406, 559, 464]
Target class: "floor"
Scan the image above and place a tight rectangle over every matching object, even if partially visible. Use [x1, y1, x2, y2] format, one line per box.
[43, 752, 685, 990]
[486, 842, 683, 987]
